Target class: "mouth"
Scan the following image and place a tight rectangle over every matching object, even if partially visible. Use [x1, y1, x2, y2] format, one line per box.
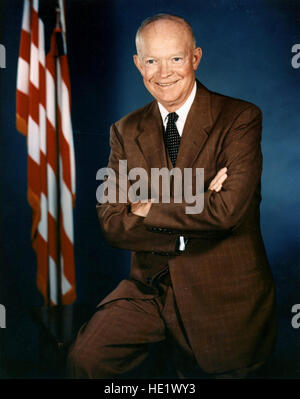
[156, 80, 179, 87]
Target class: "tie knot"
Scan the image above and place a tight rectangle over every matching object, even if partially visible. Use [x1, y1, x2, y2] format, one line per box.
[167, 112, 179, 123]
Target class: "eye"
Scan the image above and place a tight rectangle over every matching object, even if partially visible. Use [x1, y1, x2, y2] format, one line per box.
[172, 57, 183, 63]
[146, 59, 156, 65]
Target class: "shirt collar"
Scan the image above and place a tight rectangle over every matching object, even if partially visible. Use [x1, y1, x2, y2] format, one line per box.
[158, 81, 197, 126]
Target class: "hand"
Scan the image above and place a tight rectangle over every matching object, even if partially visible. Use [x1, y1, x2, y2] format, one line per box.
[130, 200, 152, 217]
[130, 168, 227, 216]
[208, 167, 228, 192]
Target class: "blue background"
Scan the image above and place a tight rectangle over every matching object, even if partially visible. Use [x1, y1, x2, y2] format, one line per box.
[0, 0, 299, 377]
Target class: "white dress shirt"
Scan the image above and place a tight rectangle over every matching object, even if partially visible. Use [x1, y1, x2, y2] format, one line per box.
[158, 81, 197, 136]
[157, 81, 197, 251]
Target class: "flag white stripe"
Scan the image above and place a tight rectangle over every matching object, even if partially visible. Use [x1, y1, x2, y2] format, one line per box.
[17, 58, 29, 94]
[61, 80, 76, 194]
[60, 256, 72, 295]
[29, 44, 39, 89]
[46, 70, 56, 127]
[49, 256, 58, 305]
[47, 164, 58, 219]
[38, 193, 48, 241]
[28, 116, 40, 164]
[49, 256, 72, 304]
[38, 19, 45, 67]
[21, 0, 30, 33]
[60, 157, 74, 242]
[32, 0, 38, 13]
[39, 104, 46, 154]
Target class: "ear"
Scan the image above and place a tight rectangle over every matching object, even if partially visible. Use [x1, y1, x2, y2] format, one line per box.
[133, 54, 144, 75]
[192, 47, 202, 71]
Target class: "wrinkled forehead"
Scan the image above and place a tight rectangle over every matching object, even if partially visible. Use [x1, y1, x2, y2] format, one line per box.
[137, 20, 194, 54]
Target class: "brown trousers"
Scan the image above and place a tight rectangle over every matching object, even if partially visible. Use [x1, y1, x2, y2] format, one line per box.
[67, 272, 266, 379]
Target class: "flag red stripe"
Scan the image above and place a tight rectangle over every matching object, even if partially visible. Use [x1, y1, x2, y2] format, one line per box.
[19, 30, 31, 63]
[31, 8, 39, 47]
[46, 53, 55, 78]
[16, 90, 29, 134]
[28, 82, 40, 124]
[40, 152, 47, 194]
[17, 90, 29, 118]
[27, 156, 41, 196]
[39, 63, 46, 109]
[60, 133, 72, 189]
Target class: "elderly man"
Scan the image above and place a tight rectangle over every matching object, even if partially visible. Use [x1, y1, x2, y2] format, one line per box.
[68, 14, 277, 379]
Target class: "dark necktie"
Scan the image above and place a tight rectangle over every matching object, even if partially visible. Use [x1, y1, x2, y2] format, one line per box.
[164, 112, 188, 252]
[164, 112, 180, 167]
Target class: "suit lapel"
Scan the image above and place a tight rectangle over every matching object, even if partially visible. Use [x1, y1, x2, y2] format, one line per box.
[134, 80, 213, 170]
[135, 101, 168, 169]
[175, 80, 213, 169]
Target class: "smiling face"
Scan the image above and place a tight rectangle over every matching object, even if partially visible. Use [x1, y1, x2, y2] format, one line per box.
[134, 19, 202, 112]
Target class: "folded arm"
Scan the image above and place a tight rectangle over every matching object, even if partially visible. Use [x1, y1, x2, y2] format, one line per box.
[97, 105, 262, 250]
[96, 124, 179, 254]
[143, 105, 263, 237]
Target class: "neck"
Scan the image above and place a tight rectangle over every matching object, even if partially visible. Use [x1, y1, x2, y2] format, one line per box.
[160, 80, 196, 112]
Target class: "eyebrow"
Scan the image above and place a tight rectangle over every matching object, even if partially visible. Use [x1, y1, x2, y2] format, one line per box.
[142, 52, 187, 59]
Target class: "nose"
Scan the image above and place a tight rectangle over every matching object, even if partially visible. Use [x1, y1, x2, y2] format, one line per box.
[158, 60, 172, 78]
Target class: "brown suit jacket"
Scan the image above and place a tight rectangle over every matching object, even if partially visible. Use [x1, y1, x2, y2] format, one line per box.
[96, 80, 277, 374]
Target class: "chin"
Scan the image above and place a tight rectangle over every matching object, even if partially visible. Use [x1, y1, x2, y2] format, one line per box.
[147, 83, 179, 101]
[159, 97, 179, 107]
[152, 90, 180, 105]
[159, 92, 182, 105]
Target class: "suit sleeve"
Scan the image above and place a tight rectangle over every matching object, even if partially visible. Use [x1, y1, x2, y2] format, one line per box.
[96, 124, 179, 254]
[143, 105, 263, 237]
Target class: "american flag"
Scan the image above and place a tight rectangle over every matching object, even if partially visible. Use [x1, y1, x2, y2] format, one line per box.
[16, 0, 76, 305]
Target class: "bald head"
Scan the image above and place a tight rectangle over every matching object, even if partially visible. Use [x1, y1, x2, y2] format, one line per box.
[135, 14, 196, 55]
[133, 14, 202, 112]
